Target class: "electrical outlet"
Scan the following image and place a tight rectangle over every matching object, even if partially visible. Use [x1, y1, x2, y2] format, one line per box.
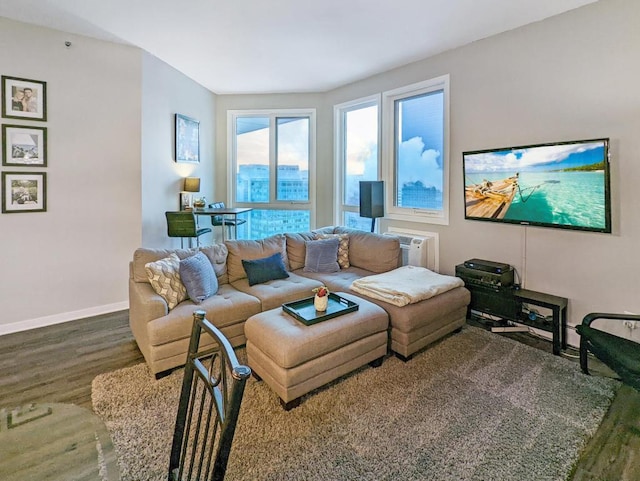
[623, 311, 638, 330]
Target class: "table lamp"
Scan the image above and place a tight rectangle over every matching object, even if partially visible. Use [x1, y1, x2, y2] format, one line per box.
[181, 177, 200, 210]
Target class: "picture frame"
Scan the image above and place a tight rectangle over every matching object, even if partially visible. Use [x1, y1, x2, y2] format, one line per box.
[175, 113, 199, 163]
[2, 124, 47, 167]
[1, 76, 47, 121]
[2, 171, 47, 213]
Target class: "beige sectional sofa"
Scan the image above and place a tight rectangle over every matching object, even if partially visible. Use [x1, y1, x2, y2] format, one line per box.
[129, 226, 470, 377]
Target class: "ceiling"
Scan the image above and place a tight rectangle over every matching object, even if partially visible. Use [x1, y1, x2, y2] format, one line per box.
[0, 0, 598, 94]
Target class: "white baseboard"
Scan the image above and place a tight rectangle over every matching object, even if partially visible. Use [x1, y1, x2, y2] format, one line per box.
[0, 301, 129, 336]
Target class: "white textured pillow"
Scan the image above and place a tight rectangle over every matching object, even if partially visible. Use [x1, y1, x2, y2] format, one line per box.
[145, 253, 187, 310]
[316, 233, 350, 268]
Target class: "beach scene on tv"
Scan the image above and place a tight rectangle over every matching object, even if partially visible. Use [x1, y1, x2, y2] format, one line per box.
[463, 140, 609, 231]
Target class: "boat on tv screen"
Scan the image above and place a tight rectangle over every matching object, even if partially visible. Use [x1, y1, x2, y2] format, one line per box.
[463, 139, 611, 233]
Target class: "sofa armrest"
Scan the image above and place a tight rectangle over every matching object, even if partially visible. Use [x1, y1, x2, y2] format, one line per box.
[129, 278, 168, 326]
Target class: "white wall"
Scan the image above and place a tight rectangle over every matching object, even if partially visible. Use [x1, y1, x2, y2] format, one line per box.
[0, 19, 142, 332]
[141, 54, 216, 247]
[324, 0, 640, 343]
[0, 20, 216, 334]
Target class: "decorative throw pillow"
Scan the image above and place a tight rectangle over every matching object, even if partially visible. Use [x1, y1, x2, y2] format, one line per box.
[179, 252, 218, 303]
[316, 233, 350, 268]
[242, 252, 290, 286]
[145, 253, 187, 310]
[304, 238, 340, 273]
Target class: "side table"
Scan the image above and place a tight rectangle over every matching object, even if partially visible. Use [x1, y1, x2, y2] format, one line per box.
[513, 289, 568, 355]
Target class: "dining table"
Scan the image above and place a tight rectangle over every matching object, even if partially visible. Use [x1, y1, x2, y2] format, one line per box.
[193, 206, 252, 241]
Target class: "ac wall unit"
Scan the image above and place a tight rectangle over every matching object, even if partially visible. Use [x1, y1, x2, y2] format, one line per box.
[383, 229, 439, 272]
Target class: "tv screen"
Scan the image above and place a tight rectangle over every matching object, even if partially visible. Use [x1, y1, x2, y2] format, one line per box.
[463, 138, 611, 233]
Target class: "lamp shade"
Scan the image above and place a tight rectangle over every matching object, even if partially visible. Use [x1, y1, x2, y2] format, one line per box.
[359, 181, 384, 218]
[184, 177, 200, 193]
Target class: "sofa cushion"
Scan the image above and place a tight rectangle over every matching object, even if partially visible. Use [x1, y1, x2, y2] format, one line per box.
[133, 247, 195, 283]
[334, 227, 400, 273]
[147, 284, 262, 347]
[231, 272, 323, 311]
[285, 232, 318, 271]
[242, 253, 290, 286]
[316, 233, 350, 268]
[180, 252, 218, 303]
[296, 266, 373, 293]
[226, 234, 288, 283]
[304, 238, 340, 273]
[145, 253, 187, 310]
[198, 243, 229, 285]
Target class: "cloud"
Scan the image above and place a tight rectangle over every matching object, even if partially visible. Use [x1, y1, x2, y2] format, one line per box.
[398, 136, 442, 190]
[465, 141, 603, 173]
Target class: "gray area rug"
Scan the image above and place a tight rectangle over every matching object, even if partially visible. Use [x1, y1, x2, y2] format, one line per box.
[92, 326, 618, 481]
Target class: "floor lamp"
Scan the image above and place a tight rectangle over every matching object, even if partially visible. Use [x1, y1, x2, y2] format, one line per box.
[359, 181, 384, 232]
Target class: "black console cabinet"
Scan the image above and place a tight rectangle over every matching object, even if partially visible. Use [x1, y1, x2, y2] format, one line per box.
[457, 264, 568, 355]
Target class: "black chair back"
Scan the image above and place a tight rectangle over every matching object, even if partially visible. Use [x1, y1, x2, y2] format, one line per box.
[169, 311, 251, 481]
[208, 202, 225, 225]
[166, 211, 198, 238]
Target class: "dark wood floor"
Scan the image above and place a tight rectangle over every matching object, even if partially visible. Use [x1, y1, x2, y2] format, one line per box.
[0, 312, 638, 480]
[0, 311, 144, 410]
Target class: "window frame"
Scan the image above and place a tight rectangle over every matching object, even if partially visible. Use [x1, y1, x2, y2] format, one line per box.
[333, 94, 381, 228]
[227, 108, 317, 225]
[382, 75, 450, 225]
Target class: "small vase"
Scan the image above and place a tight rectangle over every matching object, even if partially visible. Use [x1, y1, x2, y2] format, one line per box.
[314, 294, 328, 312]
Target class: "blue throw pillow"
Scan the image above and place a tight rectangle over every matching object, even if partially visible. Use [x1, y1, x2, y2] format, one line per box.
[179, 252, 218, 303]
[304, 237, 340, 273]
[242, 252, 289, 286]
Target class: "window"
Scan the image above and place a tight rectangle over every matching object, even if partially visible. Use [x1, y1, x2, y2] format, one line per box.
[383, 75, 450, 225]
[334, 96, 380, 231]
[229, 109, 315, 239]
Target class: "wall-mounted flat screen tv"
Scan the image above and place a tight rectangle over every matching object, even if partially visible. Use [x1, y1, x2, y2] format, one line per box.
[463, 138, 611, 233]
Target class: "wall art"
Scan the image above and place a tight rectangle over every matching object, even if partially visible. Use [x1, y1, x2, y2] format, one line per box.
[2, 124, 47, 166]
[2, 171, 47, 213]
[1, 75, 47, 121]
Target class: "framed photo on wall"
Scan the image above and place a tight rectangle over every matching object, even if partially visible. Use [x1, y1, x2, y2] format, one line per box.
[2, 125, 47, 166]
[2, 171, 47, 213]
[1, 76, 47, 121]
[175, 113, 199, 163]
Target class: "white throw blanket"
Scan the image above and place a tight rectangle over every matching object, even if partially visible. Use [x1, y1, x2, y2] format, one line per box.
[351, 265, 464, 307]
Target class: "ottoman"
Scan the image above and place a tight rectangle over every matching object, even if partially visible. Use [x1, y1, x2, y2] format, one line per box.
[380, 286, 471, 360]
[244, 292, 389, 410]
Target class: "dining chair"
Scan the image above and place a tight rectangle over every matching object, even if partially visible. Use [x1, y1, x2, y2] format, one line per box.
[208, 202, 247, 240]
[165, 211, 212, 248]
[169, 310, 251, 481]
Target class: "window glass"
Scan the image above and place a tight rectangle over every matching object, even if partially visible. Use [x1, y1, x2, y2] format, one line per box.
[235, 209, 310, 240]
[343, 211, 374, 231]
[276, 117, 309, 202]
[383, 75, 449, 225]
[230, 110, 315, 239]
[236, 117, 269, 203]
[334, 98, 380, 230]
[394, 90, 444, 210]
[344, 105, 378, 206]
